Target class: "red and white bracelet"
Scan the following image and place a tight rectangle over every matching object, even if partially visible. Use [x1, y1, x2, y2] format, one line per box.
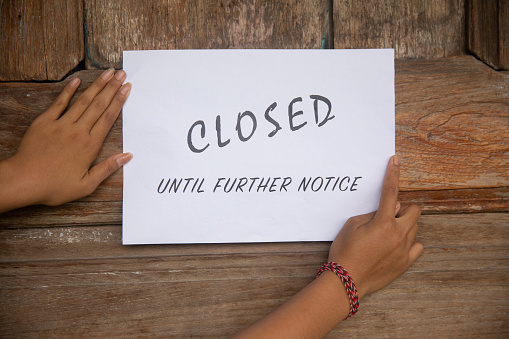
[316, 262, 360, 319]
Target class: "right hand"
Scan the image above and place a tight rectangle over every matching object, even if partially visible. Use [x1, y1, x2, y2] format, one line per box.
[328, 155, 423, 299]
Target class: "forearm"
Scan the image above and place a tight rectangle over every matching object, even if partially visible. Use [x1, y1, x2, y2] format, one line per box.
[233, 272, 350, 339]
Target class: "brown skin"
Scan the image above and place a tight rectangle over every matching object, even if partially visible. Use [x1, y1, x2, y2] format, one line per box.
[0, 69, 132, 213]
[328, 155, 423, 300]
[0, 74, 422, 338]
[233, 156, 423, 339]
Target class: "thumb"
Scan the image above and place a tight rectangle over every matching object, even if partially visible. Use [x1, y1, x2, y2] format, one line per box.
[86, 152, 133, 188]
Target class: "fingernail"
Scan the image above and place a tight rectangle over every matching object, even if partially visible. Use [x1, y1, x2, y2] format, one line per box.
[120, 82, 131, 95]
[69, 77, 80, 87]
[115, 69, 126, 81]
[101, 68, 115, 80]
[116, 152, 133, 167]
[393, 155, 400, 166]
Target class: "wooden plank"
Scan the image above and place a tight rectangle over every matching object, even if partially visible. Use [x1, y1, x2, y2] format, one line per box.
[502, 0, 509, 70]
[0, 277, 307, 338]
[395, 56, 509, 190]
[1, 186, 508, 228]
[1, 213, 507, 337]
[0, 270, 507, 337]
[2, 58, 506, 191]
[467, 0, 509, 70]
[338, 270, 509, 338]
[399, 187, 509, 214]
[1, 213, 507, 262]
[333, 0, 466, 59]
[1, 56, 508, 227]
[84, 0, 329, 69]
[0, 0, 84, 81]
[1, 248, 507, 290]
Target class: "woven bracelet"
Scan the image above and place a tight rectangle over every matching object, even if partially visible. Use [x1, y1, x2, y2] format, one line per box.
[316, 262, 359, 319]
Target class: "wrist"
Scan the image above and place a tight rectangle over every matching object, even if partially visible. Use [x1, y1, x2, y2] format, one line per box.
[0, 156, 41, 213]
[329, 258, 368, 300]
[315, 271, 351, 320]
[317, 262, 360, 318]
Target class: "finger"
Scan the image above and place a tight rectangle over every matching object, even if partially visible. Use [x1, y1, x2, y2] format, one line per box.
[376, 155, 400, 219]
[398, 204, 421, 229]
[91, 82, 131, 140]
[395, 201, 401, 217]
[352, 210, 377, 227]
[406, 222, 419, 246]
[79, 70, 127, 128]
[44, 78, 81, 120]
[85, 152, 133, 190]
[408, 241, 424, 264]
[62, 69, 115, 122]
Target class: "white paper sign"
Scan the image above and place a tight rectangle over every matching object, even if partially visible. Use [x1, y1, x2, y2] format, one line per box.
[122, 49, 394, 245]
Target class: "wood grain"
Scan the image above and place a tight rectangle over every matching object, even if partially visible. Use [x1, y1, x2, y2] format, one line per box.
[0, 186, 508, 229]
[467, 0, 509, 70]
[1, 213, 507, 262]
[0, 0, 84, 81]
[333, 0, 466, 59]
[84, 0, 329, 69]
[1, 56, 507, 227]
[0, 270, 506, 338]
[1, 213, 507, 337]
[395, 56, 509, 190]
[1, 2, 507, 338]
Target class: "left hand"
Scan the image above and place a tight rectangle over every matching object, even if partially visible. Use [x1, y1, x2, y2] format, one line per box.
[1, 69, 132, 210]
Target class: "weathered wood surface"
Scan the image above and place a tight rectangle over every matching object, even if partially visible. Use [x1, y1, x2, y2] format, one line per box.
[1, 56, 507, 228]
[467, 0, 509, 70]
[1, 1, 507, 337]
[84, 0, 330, 69]
[85, 0, 470, 69]
[1, 213, 507, 337]
[1, 213, 507, 262]
[0, 0, 84, 81]
[1, 186, 508, 229]
[395, 56, 509, 190]
[333, 0, 466, 59]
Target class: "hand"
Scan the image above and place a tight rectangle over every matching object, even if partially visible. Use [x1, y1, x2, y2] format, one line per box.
[328, 155, 423, 299]
[0, 69, 132, 212]
[233, 156, 422, 339]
